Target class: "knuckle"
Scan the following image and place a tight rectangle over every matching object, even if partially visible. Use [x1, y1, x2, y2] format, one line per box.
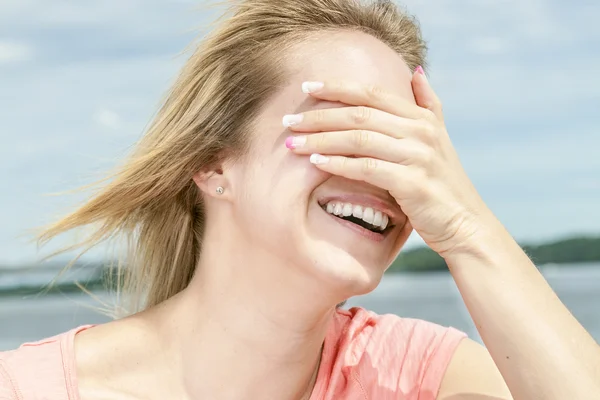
[316, 133, 328, 150]
[340, 156, 351, 171]
[352, 129, 371, 149]
[420, 123, 436, 141]
[419, 147, 436, 165]
[351, 106, 371, 125]
[421, 108, 436, 122]
[312, 108, 326, 123]
[365, 84, 385, 100]
[361, 158, 379, 175]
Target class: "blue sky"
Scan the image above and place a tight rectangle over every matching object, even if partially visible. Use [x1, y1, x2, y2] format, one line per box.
[1, 0, 599, 266]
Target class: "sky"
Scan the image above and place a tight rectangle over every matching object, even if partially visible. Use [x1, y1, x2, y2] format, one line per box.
[1, 0, 599, 266]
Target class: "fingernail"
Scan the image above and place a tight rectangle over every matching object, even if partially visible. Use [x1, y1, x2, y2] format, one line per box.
[302, 81, 324, 94]
[415, 65, 425, 75]
[310, 154, 330, 165]
[285, 136, 306, 149]
[283, 114, 304, 127]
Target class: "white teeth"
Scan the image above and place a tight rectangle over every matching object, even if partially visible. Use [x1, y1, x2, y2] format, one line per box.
[323, 201, 390, 231]
[342, 203, 353, 217]
[373, 211, 382, 227]
[362, 207, 374, 224]
[334, 203, 343, 216]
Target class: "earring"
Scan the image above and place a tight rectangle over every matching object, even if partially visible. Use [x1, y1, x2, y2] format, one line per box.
[216, 187, 224, 195]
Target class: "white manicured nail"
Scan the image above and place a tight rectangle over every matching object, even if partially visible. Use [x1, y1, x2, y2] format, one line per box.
[310, 154, 330, 165]
[283, 114, 304, 127]
[302, 81, 324, 93]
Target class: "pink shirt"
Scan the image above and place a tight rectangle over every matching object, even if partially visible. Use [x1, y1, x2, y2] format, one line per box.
[0, 307, 466, 399]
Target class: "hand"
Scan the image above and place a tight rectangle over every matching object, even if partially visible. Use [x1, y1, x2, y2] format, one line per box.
[284, 69, 492, 257]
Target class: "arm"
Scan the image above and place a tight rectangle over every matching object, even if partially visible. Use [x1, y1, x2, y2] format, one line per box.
[285, 71, 600, 400]
[443, 214, 600, 400]
[438, 338, 513, 400]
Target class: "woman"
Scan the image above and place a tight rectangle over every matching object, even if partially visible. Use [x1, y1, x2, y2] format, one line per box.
[1, 0, 599, 399]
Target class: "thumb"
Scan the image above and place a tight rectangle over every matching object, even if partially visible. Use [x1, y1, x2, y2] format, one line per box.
[412, 66, 444, 121]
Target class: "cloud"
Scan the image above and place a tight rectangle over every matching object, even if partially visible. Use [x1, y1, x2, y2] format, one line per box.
[0, 0, 599, 264]
[0, 40, 33, 64]
[93, 109, 122, 130]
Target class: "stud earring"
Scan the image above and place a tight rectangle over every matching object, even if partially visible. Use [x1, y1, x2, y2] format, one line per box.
[216, 187, 224, 195]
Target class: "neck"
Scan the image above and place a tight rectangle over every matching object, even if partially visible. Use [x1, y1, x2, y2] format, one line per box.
[152, 224, 338, 400]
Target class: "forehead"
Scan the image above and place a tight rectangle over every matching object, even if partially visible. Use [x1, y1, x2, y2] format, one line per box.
[253, 31, 416, 148]
[287, 30, 415, 103]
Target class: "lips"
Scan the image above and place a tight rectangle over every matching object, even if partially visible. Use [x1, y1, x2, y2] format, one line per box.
[317, 193, 402, 241]
[322, 201, 390, 232]
[321, 207, 390, 242]
[318, 193, 402, 224]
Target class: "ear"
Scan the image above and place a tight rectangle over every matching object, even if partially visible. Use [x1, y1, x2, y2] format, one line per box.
[192, 164, 230, 200]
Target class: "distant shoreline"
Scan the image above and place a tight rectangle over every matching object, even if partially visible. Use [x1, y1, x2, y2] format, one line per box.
[1, 235, 599, 296]
[388, 235, 600, 273]
[1, 262, 599, 299]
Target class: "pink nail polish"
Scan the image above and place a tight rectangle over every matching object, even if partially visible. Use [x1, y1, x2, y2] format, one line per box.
[415, 66, 425, 75]
[285, 136, 306, 149]
[285, 137, 294, 149]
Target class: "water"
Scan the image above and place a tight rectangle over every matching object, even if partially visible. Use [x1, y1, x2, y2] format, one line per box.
[1, 263, 599, 351]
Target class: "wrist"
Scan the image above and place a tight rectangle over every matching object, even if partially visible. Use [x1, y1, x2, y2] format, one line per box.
[441, 211, 518, 268]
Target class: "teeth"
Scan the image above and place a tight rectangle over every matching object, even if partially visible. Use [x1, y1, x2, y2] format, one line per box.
[342, 203, 353, 217]
[322, 201, 391, 231]
[334, 203, 343, 216]
[363, 207, 374, 224]
[373, 211, 382, 227]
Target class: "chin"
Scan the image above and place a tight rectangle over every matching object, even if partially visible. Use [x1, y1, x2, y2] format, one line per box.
[303, 216, 405, 298]
[298, 183, 410, 297]
[312, 246, 390, 296]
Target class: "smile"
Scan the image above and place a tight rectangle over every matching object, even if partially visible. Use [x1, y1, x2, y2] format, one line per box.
[320, 201, 395, 235]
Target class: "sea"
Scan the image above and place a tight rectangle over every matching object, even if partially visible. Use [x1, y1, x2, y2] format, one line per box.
[1, 263, 599, 351]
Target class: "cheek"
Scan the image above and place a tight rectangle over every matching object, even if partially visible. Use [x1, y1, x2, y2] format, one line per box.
[231, 160, 330, 256]
[233, 128, 330, 226]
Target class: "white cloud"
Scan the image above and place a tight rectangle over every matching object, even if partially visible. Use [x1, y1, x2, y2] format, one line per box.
[0, 0, 210, 41]
[93, 108, 121, 130]
[0, 40, 33, 64]
[0, 0, 599, 264]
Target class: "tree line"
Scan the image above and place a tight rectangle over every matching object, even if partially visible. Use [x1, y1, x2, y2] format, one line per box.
[387, 235, 600, 273]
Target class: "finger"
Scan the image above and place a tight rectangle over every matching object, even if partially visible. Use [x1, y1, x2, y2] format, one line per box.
[308, 154, 418, 199]
[286, 131, 429, 165]
[300, 80, 430, 120]
[412, 66, 444, 121]
[283, 106, 427, 140]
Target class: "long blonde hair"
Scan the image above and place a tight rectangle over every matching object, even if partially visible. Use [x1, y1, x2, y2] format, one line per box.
[36, 0, 427, 315]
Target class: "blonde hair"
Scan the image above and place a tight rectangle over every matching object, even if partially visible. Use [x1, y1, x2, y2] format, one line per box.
[37, 0, 427, 315]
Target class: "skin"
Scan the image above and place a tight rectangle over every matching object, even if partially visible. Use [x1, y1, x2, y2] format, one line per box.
[72, 31, 600, 400]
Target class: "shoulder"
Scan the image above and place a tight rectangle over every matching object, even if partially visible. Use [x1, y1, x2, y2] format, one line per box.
[0, 358, 18, 400]
[0, 325, 93, 400]
[322, 307, 467, 399]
